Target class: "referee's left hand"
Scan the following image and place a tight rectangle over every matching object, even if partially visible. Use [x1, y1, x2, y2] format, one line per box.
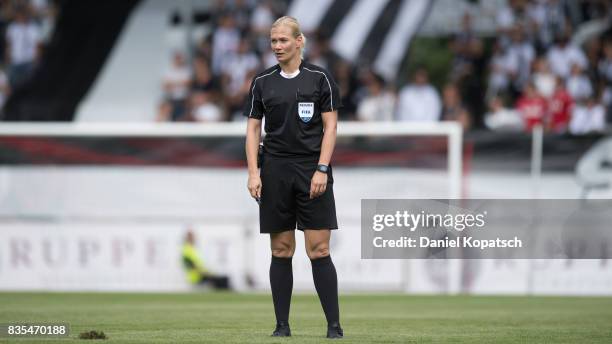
[310, 171, 327, 199]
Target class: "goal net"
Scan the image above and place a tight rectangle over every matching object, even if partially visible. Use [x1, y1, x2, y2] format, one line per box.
[0, 122, 462, 292]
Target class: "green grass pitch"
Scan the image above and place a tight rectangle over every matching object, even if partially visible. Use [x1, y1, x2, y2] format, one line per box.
[1, 292, 611, 343]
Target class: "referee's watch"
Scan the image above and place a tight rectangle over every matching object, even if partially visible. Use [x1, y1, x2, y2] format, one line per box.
[316, 164, 329, 173]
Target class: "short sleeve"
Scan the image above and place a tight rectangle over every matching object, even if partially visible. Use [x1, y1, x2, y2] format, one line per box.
[319, 71, 342, 113]
[243, 76, 264, 119]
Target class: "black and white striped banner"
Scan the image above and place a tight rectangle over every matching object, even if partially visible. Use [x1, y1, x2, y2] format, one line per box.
[288, 0, 433, 80]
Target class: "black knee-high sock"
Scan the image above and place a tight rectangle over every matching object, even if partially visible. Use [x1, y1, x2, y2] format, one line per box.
[270, 255, 293, 324]
[311, 255, 340, 325]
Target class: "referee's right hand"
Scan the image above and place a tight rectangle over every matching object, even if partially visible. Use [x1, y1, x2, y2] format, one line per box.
[248, 175, 262, 199]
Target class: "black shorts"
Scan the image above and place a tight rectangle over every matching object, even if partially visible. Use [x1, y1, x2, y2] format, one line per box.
[259, 155, 338, 233]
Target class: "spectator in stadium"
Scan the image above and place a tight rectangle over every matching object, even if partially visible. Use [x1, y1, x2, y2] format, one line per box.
[191, 56, 219, 95]
[211, 13, 240, 75]
[496, 0, 527, 45]
[221, 37, 259, 119]
[194, 35, 213, 62]
[306, 41, 329, 71]
[526, 0, 567, 50]
[495, 0, 516, 33]
[332, 59, 358, 120]
[190, 57, 222, 119]
[599, 39, 612, 118]
[516, 81, 547, 131]
[548, 76, 574, 133]
[4, 4, 41, 88]
[30, 0, 56, 43]
[569, 95, 606, 135]
[441, 83, 471, 130]
[487, 40, 518, 100]
[585, 38, 602, 87]
[251, 0, 274, 34]
[356, 71, 395, 122]
[566, 63, 593, 102]
[245, 16, 343, 339]
[396, 67, 441, 122]
[250, 0, 275, 54]
[449, 12, 483, 82]
[228, 0, 253, 33]
[579, 0, 611, 21]
[484, 96, 523, 132]
[507, 25, 535, 93]
[162, 51, 192, 121]
[533, 57, 556, 99]
[547, 31, 588, 79]
[189, 90, 224, 122]
[182, 230, 231, 290]
[312, 32, 342, 75]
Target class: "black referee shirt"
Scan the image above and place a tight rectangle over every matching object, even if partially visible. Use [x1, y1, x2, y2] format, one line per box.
[244, 61, 342, 158]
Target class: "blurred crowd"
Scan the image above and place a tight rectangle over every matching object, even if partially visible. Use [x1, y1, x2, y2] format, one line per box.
[154, 0, 609, 135]
[157, 0, 286, 123]
[483, 0, 612, 135]
[0, 0, 55, 110]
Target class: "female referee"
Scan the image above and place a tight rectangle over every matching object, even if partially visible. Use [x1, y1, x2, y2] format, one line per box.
[244, 16, 343, 339]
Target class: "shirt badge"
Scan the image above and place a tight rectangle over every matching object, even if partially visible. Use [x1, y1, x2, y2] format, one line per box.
[298, 102, 314, 123]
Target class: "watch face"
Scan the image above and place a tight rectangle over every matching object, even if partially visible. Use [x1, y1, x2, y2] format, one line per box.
[317, 165, 328, 173]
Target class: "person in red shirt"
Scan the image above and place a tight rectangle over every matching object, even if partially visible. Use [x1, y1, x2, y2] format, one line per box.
[516, 82, 547, 131]
[547, 77, 574, 133]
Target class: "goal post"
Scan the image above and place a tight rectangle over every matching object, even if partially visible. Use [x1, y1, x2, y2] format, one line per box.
[0, 121, 463, 292]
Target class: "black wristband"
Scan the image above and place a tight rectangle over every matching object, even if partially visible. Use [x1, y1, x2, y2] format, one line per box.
[317, 164, 329, 173]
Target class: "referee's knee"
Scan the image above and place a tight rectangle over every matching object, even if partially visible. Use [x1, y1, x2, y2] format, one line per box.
[306, 244, 330, 260]
[271, 243, 295, 258]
